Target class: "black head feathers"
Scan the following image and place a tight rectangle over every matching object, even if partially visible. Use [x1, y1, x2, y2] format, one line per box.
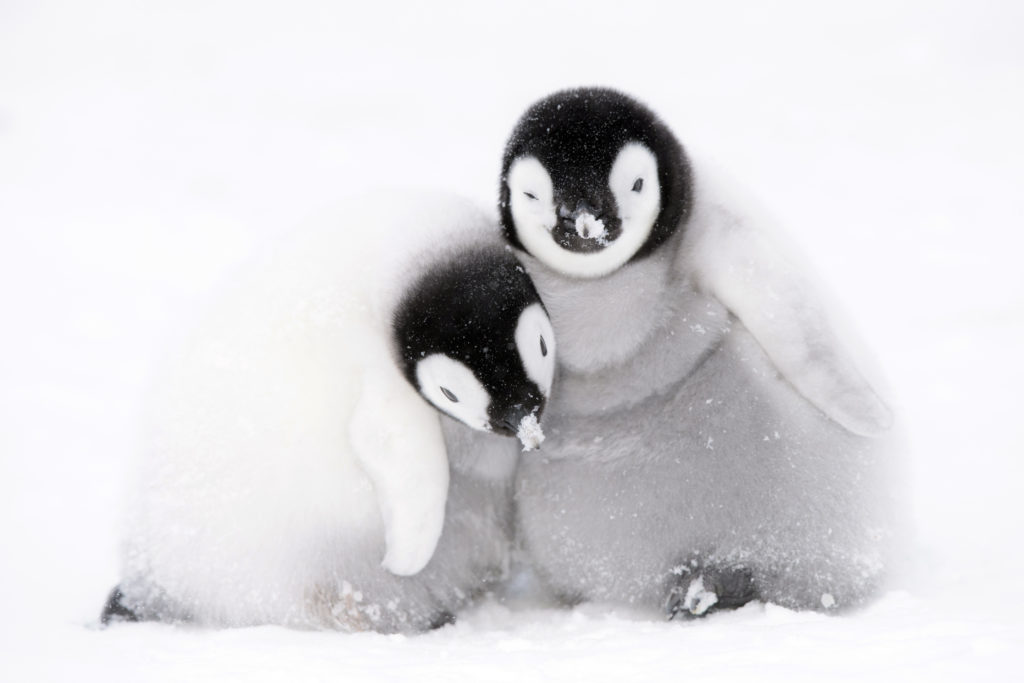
[392, 246, 548, 435]
[499, 87, 692, 267]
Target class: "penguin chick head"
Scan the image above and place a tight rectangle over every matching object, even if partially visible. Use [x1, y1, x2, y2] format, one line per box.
[500, 87, 692, 279]
[392, 248, 555, 446]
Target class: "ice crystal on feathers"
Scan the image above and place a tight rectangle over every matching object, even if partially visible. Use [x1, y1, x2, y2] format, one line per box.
[574, 213, 607, 240]
[517, 413, 545, 451]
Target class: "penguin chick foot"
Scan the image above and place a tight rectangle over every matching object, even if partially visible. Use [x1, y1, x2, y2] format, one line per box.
[664, 564, 758, 620]
[427, 610, 456, 630]
[99, 585, 139, 626]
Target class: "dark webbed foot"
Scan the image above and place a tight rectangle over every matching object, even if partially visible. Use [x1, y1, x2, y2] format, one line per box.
[664, 560, 758, 620]
[427, 610, 456, 630]
[100, 586, 139, 626]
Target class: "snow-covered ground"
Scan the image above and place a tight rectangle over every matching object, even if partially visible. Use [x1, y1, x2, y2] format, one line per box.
[2, 1, 1022, 680]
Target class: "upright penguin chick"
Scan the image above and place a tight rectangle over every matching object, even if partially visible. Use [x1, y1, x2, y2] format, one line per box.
[499, 87, 900, 617]
[103, 193, 555, 633]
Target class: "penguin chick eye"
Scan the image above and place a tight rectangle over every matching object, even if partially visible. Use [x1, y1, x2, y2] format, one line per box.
[632, 178, 644, 193]
[440, 387, 459, 403]
[523, 191, 538, 200]
[539, 335, 548, 357]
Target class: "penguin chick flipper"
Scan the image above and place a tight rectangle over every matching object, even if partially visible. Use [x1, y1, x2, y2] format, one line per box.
[349, 353, 450, 576]
[684, 207, 893, 437]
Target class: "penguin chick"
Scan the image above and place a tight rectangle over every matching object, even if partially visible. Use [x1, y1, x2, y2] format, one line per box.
[102, 193, 555, 632]
[499, 88, 900, 617]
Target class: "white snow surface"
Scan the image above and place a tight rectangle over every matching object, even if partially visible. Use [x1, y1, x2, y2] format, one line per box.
[2, 1, 1023, 681]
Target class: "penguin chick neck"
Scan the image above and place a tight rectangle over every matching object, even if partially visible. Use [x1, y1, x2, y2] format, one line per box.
[516, 230, 683, 375]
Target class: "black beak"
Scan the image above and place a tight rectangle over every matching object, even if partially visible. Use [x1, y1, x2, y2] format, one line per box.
[557, 199, 601, 220]
[491, 392, 545, 438]
[497, 405, 534, 436]
[554, 199, 614, 243]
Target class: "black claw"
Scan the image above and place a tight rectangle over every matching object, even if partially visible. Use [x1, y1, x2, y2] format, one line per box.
[664, 590, 680, 620]
[664, 587, 693, 621]
[100, 586, 139, 626]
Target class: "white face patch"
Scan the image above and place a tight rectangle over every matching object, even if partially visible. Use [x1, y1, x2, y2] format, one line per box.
[507, 155, 557, 247]
[608, 141, 661, 253]
[506, 145, 661, 279]
[514, 302, 555, 397]
[415, 354, 491, 432]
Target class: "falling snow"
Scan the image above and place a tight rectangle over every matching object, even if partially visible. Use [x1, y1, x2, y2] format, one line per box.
[2, 2, 1023, 682]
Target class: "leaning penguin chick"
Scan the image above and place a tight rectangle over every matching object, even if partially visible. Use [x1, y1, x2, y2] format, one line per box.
[102, 193, 555, 632]
[500, 87, 901, 617]
[392, 246, 554, 448]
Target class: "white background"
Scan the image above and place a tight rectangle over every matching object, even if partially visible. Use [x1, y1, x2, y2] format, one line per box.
[1, 1, 1022, 680]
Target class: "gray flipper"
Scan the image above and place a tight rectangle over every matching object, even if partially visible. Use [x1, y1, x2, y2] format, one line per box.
[349, 347, 450, 577]
[683, 202, 893, 437]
